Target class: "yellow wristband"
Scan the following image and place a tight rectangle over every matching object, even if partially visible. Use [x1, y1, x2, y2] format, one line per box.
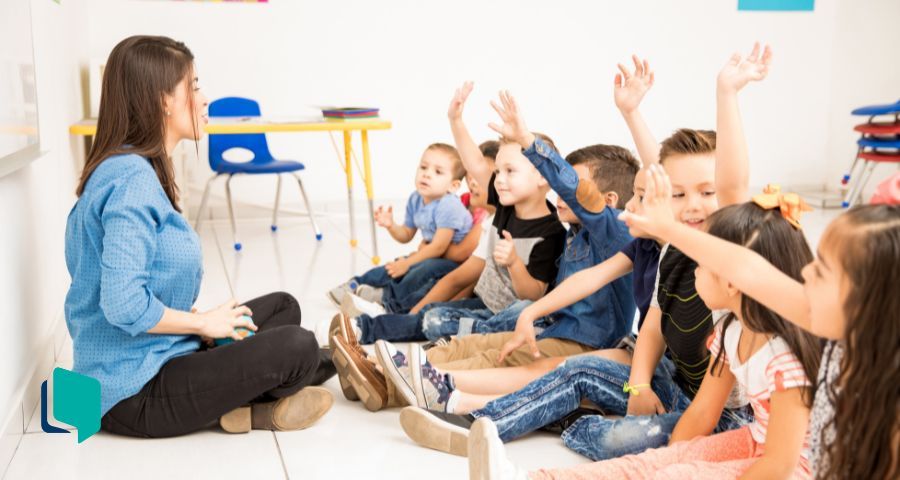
[623, 382, 651, 396]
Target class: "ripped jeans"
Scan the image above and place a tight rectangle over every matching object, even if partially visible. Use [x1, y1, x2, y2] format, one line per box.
[470, 354, 752, 461]
[421, 299, 552, 341]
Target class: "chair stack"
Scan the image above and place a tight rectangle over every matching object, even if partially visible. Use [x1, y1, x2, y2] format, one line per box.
[841, 100, 900, 208]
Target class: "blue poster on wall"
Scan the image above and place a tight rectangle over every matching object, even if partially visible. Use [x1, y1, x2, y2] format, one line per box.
[739, 0, 814, 11]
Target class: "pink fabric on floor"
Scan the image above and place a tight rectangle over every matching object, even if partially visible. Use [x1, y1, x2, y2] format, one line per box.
[870, 172, 900, 205]
[529, 427, 810, 480]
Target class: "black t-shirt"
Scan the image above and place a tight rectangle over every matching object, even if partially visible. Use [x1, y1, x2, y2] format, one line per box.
[621, 238, 662, 330]
[653, 245, 715, 398]
[474, 173, 567, 313]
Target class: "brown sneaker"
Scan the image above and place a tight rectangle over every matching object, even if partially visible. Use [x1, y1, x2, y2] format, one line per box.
[328, 313, 359, 402]
[332, 335, 388, 411]
[220, 386, 333, 433]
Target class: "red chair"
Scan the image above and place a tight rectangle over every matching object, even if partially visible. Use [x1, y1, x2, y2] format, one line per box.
[842, 102, 900, 208]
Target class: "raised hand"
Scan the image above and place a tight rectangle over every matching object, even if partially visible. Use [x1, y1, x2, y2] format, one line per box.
[618, 164, 677, 237]
[492, 230, 520, 267]
[374, 205, 395, 229]
[448, 81, 474, 121]
[614, 55, 655, 114]
[487, 91, 534, 149]
[717, 42, 773, 94]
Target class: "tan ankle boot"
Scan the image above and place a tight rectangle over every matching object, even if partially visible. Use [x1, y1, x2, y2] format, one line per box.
[220, 386, 334, 433]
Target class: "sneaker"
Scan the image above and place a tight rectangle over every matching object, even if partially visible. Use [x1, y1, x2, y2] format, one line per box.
[327, 279, 359, 308]
[332, 335, 387, 412]
[341, 292, 386, 319]
[469, 417, 528, 480]
[409, 343, 455, 411]
[220, 386, 333, 433]
[355, 284, 384, 305]
[373, 340, 417, 407]
[422, 335, 453, 351]
[399, 406, 474, 457]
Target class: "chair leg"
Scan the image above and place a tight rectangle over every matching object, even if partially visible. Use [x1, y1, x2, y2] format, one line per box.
[194, 174, 221, 230]
[292, 172, 323, 241]
[224, 174, 241, 251]
[847, 161, 878, 208]
[271, 174, 283, 232]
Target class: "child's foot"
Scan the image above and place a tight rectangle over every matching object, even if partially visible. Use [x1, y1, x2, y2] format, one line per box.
[409, 343, 455, 411]
[220, 386, 334, 433]
[399, 406, 474, 457]
[469, 418, 527, 480]
[332, 335, 387, 411]
[354, 284, 384, 305]
[327, 279, 359, 308]
[341, 292, 386, 319]
[373, 340, 418, 406]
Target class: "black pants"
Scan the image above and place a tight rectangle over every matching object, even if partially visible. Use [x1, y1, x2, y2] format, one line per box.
[102, 292, 321, 438]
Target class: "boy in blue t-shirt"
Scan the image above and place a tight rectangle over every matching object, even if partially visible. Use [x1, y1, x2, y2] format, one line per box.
[328, 143, 474, 314]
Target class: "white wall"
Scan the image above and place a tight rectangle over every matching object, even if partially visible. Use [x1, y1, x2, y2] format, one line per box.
[82, 0, 900, 216]
[0, 0, 89, 467]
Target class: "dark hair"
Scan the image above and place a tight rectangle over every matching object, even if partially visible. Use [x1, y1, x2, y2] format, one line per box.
[499, 131, 558, 155]
[565, 144, 640, 209]
[818, 205, 900, 480]
[76, 35, 197, 212]
[478, 140, 500, 161]
[425, 142, 465, 180]
[706, 203, 822, 408]
[659, 129, 716, 165]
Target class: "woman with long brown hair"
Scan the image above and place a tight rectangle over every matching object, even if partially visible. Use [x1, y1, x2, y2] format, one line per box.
[65, 35, 334, 438]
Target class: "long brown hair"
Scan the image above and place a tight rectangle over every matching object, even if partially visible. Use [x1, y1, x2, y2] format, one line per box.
[707, 203, 822, 407]
[819, 205, 900, 480]
[76, 35, 197, 212]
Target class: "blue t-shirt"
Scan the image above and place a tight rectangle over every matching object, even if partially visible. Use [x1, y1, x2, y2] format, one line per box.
[403, 192, 473, 244]
[64, 153, 202, 415]
[621, 237, 662, 331]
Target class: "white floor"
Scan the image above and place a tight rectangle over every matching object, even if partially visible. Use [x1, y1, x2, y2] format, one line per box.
[3, 204, 841, 480]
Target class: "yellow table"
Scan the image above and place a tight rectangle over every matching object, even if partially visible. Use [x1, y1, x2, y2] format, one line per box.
[69, 117, 392, 264]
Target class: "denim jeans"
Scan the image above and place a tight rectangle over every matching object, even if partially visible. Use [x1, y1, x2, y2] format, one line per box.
[471, 354, 753, 461]
[421, 299, 552, 341]
[355, 258, 459, 314]
[356, 297, 486, 344]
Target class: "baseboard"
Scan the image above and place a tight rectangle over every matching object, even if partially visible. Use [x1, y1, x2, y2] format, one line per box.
[0, 311, 68, 477]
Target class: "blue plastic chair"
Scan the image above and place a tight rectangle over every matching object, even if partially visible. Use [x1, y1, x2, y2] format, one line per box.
[195, 97, 322, 250]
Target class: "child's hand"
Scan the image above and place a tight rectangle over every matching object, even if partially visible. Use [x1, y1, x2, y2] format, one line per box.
[448, 81, 474, 122]
[493, 230, 520, 267]
[498, 317, 540, 363]
[488, 91, 535, 149]
[385, 258, 410, 278]
[618, 164, 678, 237]
[626, 388, 666, 416]
[374, 205, 395, 229]
[614, 55, 655, 114]
[717, 42, 773, 95]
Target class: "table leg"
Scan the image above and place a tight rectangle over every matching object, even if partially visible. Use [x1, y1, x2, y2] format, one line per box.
[343, 131, 357, 247]
[361, 130, 380, 265]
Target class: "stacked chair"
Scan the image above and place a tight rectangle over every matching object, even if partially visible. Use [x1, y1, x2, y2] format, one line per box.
[842, 100, 900, 208]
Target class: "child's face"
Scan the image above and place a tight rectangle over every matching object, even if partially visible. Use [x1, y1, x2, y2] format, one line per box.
[556, 164, 594, 225]
[662, 154, 719, 229]
[493, 143, 547, 206]
[800, 229, 849, 340]
[415, 149, 461, 200]
[624, 169, 652, 238]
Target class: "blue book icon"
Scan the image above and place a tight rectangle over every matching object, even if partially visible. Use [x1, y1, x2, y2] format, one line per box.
[41, 367, 101, 443]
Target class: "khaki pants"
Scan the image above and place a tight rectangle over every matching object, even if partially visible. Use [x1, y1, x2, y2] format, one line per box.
[429, 332, 592, 370]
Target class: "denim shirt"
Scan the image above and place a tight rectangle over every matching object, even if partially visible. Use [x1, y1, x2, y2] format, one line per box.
[523, 139, 635, 349]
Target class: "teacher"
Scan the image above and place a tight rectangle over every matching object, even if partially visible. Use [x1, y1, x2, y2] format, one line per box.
[64, 35, 334, 438]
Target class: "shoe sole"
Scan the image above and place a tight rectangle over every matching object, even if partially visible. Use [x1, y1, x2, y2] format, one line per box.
[469, 418, 495, 480]
[326, 291, 342, 309]
[399, 407, 469, 457]
[340, 294, 364, 319]
[333, 338, 386, 412]
[270, 387, 334, 431]
[328, 313, 359, 402]
[220, 405, 251, 433]
[374, 341, 419, 408]
[407, 343, 429, 408]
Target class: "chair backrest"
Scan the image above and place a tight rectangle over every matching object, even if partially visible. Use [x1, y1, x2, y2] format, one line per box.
[208, 97, 273, 171]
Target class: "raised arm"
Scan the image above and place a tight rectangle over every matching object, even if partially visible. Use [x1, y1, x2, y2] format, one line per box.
[715, 43, 772, 207]
[615, 55, 659, 166]
[449, 82, 493, 191]
[620, 165, 813, 333]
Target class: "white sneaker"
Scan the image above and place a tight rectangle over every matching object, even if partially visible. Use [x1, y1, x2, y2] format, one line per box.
[346, 292, 386, 318]
[355, 284, 384, 305]
[469, 418, 528, 480]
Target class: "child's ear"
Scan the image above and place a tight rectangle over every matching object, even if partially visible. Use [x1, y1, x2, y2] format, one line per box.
[449, 179, 462, 192]
[604, 191, 620, 209]
[724, 280, 740, 298]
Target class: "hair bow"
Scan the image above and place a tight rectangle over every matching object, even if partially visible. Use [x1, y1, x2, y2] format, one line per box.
[751, 184, 813, 229]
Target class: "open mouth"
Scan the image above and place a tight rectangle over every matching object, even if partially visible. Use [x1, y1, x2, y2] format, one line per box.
[683, 218, 705, 229]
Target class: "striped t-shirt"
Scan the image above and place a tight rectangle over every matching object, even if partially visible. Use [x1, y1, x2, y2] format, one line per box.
[709, 320, 812, 470]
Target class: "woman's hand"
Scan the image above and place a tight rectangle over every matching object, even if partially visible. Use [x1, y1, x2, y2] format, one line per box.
[614, 55, 655, 114]
[626, 388, 667, 416]
[197, 299, 256, 341]
[488, 91, 534, 149]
